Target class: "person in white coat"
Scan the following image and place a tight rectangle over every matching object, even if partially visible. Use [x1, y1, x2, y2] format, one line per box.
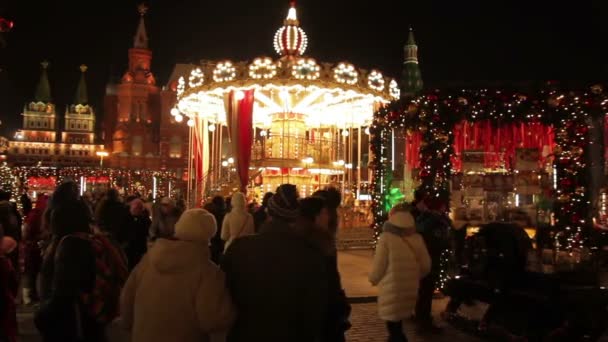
[221, 192, 254, 251]
[369, 204, 431, 342]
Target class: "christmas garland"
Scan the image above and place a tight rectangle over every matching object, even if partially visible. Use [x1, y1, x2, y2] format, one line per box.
[7, 166, 181, 199]
[370, 85, 608, 251]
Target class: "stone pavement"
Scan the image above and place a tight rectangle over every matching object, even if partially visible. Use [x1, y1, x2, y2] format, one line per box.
[18, 249, 481, 342]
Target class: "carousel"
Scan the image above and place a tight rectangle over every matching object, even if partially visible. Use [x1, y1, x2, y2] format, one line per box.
[174, 1, 398, 205]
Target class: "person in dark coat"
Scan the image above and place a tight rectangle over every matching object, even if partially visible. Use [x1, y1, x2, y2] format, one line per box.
[124, 199, 151, 271]
[414, 198, 451, 331]
[221, 184, 329, 342]
[204, 196, 227, 264]
[21, 191, 33, 218]
[295, 196, 351, 342]
[0, 190, 21, 273]
[22, 194, 49, 304]
[252, 192, 273, 233]
[94, 189, 130, 247]
[0, 226, 18, 342]
[35, 201, 101, 342]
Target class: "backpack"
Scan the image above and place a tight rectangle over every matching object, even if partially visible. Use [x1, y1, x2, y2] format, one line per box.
[60, 232, 128, 325]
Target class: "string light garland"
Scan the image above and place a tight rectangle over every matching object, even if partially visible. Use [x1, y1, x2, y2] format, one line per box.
[8, 167, 181, 200]
[370, 84, 608, 254]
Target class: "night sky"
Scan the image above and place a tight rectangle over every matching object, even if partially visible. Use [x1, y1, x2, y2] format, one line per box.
[0, 0, 606, 136]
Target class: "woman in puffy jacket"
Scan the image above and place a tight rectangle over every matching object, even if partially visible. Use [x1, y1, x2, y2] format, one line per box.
[221, 192, 254, 251]
[120, 209, 235, 342]
[369, 204, 431, 342]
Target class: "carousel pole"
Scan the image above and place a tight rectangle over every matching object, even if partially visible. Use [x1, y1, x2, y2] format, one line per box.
[218, 124, 223, 185]
[187, 125, 193, 207]
[357, 125, 362, 198]
[210, 123, 216, 190]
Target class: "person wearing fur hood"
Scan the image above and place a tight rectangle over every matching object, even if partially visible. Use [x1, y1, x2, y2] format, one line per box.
[369, 204, 431, 342]
[120, 208, 235, 342]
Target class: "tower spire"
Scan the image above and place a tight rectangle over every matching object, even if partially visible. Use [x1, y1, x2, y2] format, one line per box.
[400, 27, 423, 98]
[133, 3, 149, 49]
[74, 65, 88, 105]
[34, 61, 52, 103]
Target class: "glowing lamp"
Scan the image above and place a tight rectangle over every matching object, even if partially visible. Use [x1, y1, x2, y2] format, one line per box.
[170, 108, 179, 116]
[208, 124, 216, 132]
[187, 119, 195, 127]
[175, 114, 183, 123]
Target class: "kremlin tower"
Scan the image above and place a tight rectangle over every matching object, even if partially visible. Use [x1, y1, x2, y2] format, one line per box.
[9, 62, 103, 167]
[103, 4, 188, 172]
[400, 28, 423, 97]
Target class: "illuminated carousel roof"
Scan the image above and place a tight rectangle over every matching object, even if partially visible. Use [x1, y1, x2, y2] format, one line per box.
[176, 1, 398, 128]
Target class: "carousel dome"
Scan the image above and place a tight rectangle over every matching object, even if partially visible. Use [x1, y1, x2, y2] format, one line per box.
[273, 1, 308, 57]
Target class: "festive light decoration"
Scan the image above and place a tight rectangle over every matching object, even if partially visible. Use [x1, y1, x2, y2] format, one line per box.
[384, 187, 405, 212]
[333, 63, 358, 85]
[368, 70, 385, 91]
[212, 61, 236, 82]
[370, 85, 608, 252]
[292, 58, 320, 80]
[188, 67, 204, 87]
[0, 162, 12, 192]
[9, 166, 181, 199]
[249, 57, 278, 79]
[273, 1, 308, 57]
[177, 76, 185, 97]
[389, 80, 400, 100]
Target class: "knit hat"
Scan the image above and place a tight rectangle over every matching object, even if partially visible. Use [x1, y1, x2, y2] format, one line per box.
[267, 184, 299, 221]
[388, 210, 415, 229]
[174, 209, 217, 243]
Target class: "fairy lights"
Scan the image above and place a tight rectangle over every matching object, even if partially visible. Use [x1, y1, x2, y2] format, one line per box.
[369, 85, 608, 252]
[212, 61, 236, 82]
[389, 80, 400, 100]
[368, 70, 385, 91]
[292, 58, 320, 80]
[177, 76, 185, 97]
[188, 67, 204, 87]
[249, 57, 277, 79]
[333, 63, 358, 85]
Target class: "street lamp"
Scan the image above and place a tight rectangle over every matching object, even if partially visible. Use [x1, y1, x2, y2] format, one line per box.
[96, 150, 109, 167]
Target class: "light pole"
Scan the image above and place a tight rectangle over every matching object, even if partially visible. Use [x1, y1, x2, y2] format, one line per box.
[96, 151, 108, 168]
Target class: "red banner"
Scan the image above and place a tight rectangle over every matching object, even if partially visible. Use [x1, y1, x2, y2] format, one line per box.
[225, 89, 255, 193]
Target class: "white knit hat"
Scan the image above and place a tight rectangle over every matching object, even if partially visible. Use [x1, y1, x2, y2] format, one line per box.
[174, 209, 217, 243]
[388, 211, 415, 229]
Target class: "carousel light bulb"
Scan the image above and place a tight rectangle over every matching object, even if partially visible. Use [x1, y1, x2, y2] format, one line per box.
[342, 130, 349, 137]
[228, 157, 235, 164]
[235, 91, 245, 100]
[260, 130, 267, 137]
[365, 127, 370, 135]
[187, 119, 195, 127]
[208, 124, 216, 132]
[222, 161, 229, 167]
[170, 107, 179, 116]
[175, 114, 183, 122]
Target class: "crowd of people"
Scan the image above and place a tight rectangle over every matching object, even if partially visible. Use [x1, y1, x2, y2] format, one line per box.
[0, 182, 452, 342]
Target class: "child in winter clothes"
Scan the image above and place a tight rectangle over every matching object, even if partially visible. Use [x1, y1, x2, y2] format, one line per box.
[369, 205, 431, 342]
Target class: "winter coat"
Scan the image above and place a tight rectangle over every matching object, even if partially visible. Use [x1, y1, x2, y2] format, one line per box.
[123, 213, 151, 271]
[0, 201, 20, 270]
[0, 256, 18, 342]
[23, 196, 48, 275]
[293, 220, 351, 341]
[35, 235, 102, 342]
[221, 219, 329, 342]
[149, 204, 180, 240]
[221, 193, 254, 251]
[416, 211, 450, 274]
[369, 222, 431, 321]
[120, 238, 235, 342]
